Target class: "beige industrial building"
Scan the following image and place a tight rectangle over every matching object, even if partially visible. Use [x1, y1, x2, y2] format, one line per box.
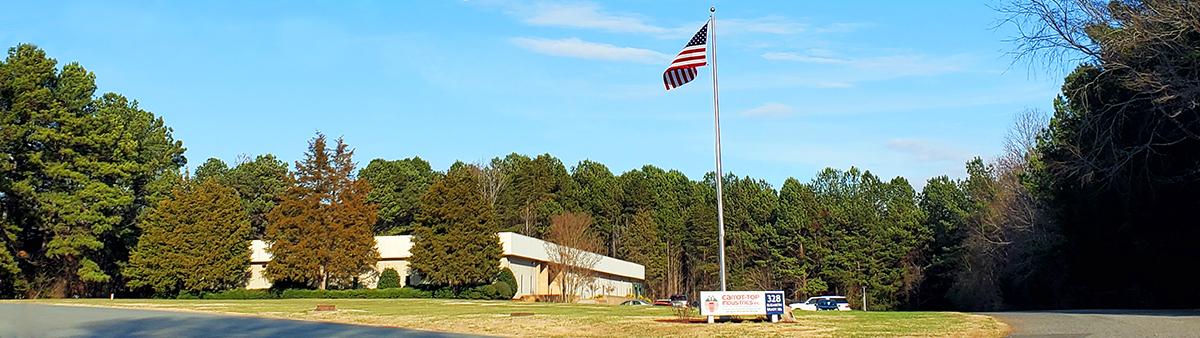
[247, 232, 645, 299]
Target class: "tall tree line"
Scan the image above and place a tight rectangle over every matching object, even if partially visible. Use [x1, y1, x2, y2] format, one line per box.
[6, 1, 1199, 310]
[362, 157, 942, 309]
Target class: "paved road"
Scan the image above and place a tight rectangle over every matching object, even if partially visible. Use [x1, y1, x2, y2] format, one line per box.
[0, 303, 480, 338]
[985, 309, 1200, 337]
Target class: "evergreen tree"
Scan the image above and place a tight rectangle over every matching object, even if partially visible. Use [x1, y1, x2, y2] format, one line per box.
[188, 155, 290, 238]
[569, 160, 621, 256]
[125, 178, 251, 296]
[915, 175, 970, 309]
[225, 155, 290, 238]
[194, 157, 230, 182]
[774, 178, 824, 300]
[377, 268, 401, 289]
[358, 157, 437, 235]
[264, 133, 378, 290]
[0, 44, 185, 297]
[410, 163, 502, 290]
[496, 153, 575, 237]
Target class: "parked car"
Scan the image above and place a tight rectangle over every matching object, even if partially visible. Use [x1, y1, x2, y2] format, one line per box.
[815, 298, 841, 311]
[789, 296, 851, 311]
[652, 299, 673, 306]
[669, 294, 688, 307]
[620, 300, 649, 306]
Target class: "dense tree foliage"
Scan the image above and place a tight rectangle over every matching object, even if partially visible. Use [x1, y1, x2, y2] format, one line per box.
[409, 163, 502, 290]
[264, 133, 378, 290]
[192, 155, 290, 238]
[495, 154, 576, 237]
[0, 44, 185, 298]
[358, 157, 437, 235]
[125, 178, 251, 296]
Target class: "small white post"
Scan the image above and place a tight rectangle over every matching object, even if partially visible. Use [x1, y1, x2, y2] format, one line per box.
[707, 316, 714, 324]
[770, 314, 779, 323]
[862, 286, 867, 311]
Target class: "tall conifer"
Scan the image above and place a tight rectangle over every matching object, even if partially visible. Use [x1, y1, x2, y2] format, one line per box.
[410, 163, 502, 290]
[264, 133, 378, 290]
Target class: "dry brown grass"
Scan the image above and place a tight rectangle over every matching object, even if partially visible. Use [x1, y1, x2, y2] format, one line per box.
[20, 298, 1008, 337]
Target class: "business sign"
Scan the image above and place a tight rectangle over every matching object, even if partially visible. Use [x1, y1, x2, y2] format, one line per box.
[700, 291, 787, 317]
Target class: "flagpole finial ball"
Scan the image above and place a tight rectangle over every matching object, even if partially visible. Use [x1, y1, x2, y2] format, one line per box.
[710, 7, 715, 13]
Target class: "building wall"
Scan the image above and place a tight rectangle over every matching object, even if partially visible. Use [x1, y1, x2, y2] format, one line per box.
[247, 263, 271, 289]
[500, 256, 542, 297]
[245, 233, 645, 299]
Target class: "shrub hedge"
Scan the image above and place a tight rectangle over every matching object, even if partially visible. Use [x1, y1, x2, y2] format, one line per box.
[178, 287, 432, 300]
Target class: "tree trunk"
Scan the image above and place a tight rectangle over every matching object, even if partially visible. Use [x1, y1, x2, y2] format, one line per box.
[319, 265, 328, 290]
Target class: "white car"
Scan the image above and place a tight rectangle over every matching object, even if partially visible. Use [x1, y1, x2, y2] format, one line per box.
[789, 296, 852, 311]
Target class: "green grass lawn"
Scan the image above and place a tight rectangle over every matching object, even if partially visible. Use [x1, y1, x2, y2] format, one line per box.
[18, 298, 1007, 337]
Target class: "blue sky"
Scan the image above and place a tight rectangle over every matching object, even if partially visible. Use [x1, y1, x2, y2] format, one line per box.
[1, 1, 1062, 188]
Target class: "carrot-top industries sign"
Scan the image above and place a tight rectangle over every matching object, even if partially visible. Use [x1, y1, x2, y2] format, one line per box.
[700, 291, 786, 317]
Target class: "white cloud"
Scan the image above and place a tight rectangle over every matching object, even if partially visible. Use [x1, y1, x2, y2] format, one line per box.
[762, 52, 848, 65]
[886, 138, 970, 162]
[510, 3, 824, 38]
[510, 37, 668, 64]
[721, 16, 807, 35]
[739, 102, 796, 118]
[813, 22, 871, 33]
[521, 3, 671, 34]
[762, 51, 970, 76]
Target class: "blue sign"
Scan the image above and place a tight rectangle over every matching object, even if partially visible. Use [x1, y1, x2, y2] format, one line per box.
[764, 291, 785, 315]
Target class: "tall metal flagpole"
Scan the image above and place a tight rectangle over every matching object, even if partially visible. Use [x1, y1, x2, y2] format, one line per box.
[708, 6, 728, 292]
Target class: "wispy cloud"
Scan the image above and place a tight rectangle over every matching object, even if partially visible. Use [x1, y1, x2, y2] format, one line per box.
[886, 138, 970, 162]
[762, 52, 848, 65]
[507, 2, 832, 38]
[509, 37, 667, 64]
[521, 3, 671, 34]
[739, 102, 796, 118]
[722, 16, 807, 35]
[762, 52, 971, 76]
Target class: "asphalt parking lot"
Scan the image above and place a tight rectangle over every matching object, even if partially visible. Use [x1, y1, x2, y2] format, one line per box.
[984, 309, 1200, 337]
[0, 303, 479, 338]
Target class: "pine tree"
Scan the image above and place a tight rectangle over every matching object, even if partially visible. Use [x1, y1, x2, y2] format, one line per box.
[264, 133, 378, 290]
[0, 44, 185, 297]
[125, 178, 251, 296]
[410, 163, 501, 290]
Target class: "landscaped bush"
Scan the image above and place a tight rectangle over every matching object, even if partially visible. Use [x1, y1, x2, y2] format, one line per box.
[459, 284, 498, 300]
[496, 268, 517, 295]
[432, 288, 457, 299]
[202, 289, 278, 299]
[377, 268, 401, 289]
[280, 288, 430, 299]
[493, 281, 514, 300]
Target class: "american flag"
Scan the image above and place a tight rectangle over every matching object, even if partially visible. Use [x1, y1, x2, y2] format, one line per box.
[663, 22, 709, 90]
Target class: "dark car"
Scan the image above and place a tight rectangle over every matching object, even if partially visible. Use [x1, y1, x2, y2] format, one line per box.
[815, 298, 841, 311]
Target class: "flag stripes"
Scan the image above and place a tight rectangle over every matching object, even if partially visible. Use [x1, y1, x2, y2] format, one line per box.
[663, 22, 709, 91]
